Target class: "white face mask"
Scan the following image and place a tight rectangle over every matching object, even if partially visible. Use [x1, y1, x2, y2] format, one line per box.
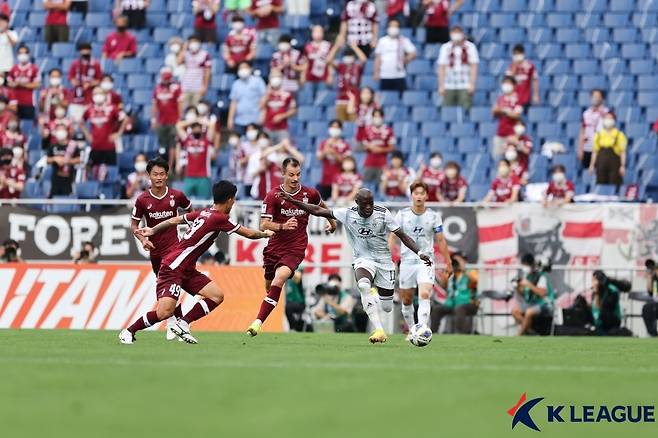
[521, 265, 532, 275]
[0, 76, 4, 86]
[342, 56, 355, 65]
[269, 76, 282, 88]
[372, 117, 383, 127]
[387, 27, 400, 38]
[197, 105, 209, 116]
[228, 136, 240, 146]
[170, 43, 181, 54]
[445, 168, 457, 179]
[232, 22, 245, 32]
[92, 94, 105, 105]
[135, 161, 147, 173]
[185, 112, 197, 123]
[55, 107, 66, 118]
[328, 127, 342, 138]
[513, 124, 525, 136]
[552, 172, 565, 184]
[430, 157, 442, 169]
[50, 77, 62, 87]
[0, 103, 6, 111]
[17, 53, 30, 64]
[505, 149, 518, 162]
[101, 81, 113, 91]
[450, 32, 464, 43]
[238, 68, 251, 79]
[258, 138, 270, 148]
[12, 146, 23, 159]
[246, 130, 258, 141]
[513, 53, 525, 63]
[603, 118, 615, 129]
[189, 41, 201, 53]
[278, 42, 291, 52]
[55, 129, 68, 142]
[502, 82, 514, 94]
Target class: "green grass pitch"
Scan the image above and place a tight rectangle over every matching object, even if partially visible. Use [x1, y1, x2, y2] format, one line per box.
[1, 330, 656, 438]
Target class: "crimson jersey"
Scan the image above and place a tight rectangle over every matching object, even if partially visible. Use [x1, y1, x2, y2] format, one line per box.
[224, 28, 256, 65]
[39, 87, 70, 119]
[546, 180, 575, 200]
[68, 59, 103, 104]
[270, 48, 304, 83]
[0, 164, 25, 198]
[319, 138, 351, 186]
[489, 176, 520, 202]
[425, 0, 450, 27]
[250, 0, 282, 30]
[132, 187, 192, 258]
[263, 89, 295, 131]
[334, 172, 362, 197]
[83, 104, 123, 151]
[153, 81, 182, 125]
[261, 185, 322, 254]
[419, 168, 444, 202]
[304, 40, 332, 82]
[356, 100, 379, 141]
[181, 134, 213, 178]
[438, 175, 468, 201]
[336, 62, 364, 103]
[505, 60, 538, 106]
[363, 124, 396, 168]
[383, 167, 410, 197]
[495, 93, 522, 136]
[0, 131, 25, 148]
[163, 208, 240, 271]
[8, 63, 39, 106]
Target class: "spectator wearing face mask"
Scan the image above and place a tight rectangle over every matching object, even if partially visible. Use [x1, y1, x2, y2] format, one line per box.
[332, 156, 362, 206]
[38, 68, 70, 122]
[175, 119, 216, 199]
[417, 152, 443, 202]
[1, 117, 25, 152]
[165, 37, 185, 79]
[338, 0, 379, 58]
[39, 103, 72, 150]
[438, 161, 467, 203]
[503, 144, 528, 187]
[422, 0, 463, 44]
[222, 15, 257, 75]
[373, 19, 416, 92]
[47, 126, 80, 197]
[303, 25, 336, 88]
[491, 76, 522, 158]
[0, 147, 24, 198]
[259, 69, 296, 144]
[543, 164, 574, 207]
[347, 86, 379, 146]
[193, 0, 219, 43]
[7, 45, 40, 121]
[248, 0, 284, 47]
[247, 134, 303, 199]
[503, 120, 532, 171]
[332, 42, 367, 122]
[270, 34, 306, 93]
[44, 0, 71, 46]
[578, 89, 609, 169]
[589, 112, 627, 186]
[114, 0, 148, 29]
[0, 95, 17, 130]
[362, 108, 395, 186]
[102, 15, 137, 63]
[196, 99, 221, 150]
[483, 159, 520, 203]
[152, 67, 182, 171]
[505, 44, 539, 108]
[380, 150, 413, 201]
[437, 25, 478, 110]
[317, 119, 352, 199]
[99, 74, 122, 108]
[79, 86, 127, 178]
[0, 13, 18, 75]
[68, 42, 102, 121]
[232, 124, 260, 196]
[125, 153, 150, 200]
[178, 36, 211, 108]
[228, 61, 266, 135]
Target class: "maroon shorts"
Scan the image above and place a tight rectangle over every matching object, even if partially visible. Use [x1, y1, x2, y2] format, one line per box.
[150, 257, 162, 275]
[262, 247, 305, 281]
[156, 265, 212, 301]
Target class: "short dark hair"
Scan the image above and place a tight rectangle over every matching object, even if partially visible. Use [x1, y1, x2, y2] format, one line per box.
[329, 119, 343, 128]
[146, 157, 169, 174]
[77, 42, 92, 51]
[279, 34, 292, 43]
[49, 68, 62, 75]
[502, 75, 517, 85]
[238, 61, 251, 69]
[430, 151, 443, 159]
[591, 88, 606, 99]
[520, 253, 535, 266]
[328, 273, 342, 283]
[0, 13, 9, 22]
[410, 181, 429, 194]
[445, 161, 460, 172]
[17, 44, 29, 53]
[391, 150, 404, 161]
[552, 164, 566, 173]
[512, 44, 525, 54]
[388, 18, 400, 27]
[213, 180, 238, 203]
[282, 157, 301, 171]
[232, 14, 245, 22]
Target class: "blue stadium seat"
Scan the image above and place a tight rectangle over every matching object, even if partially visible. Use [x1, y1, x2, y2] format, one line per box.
[580, 74, 607, 90]
[118, 58, 143, 74]
[536, 44, 562, 59]
[614, 28, 640, 43]
[621, 43, 648, 59]
[407, 60, 432, 75]
[468, 184, 489, 201]
[469, 106, 491, 122]
[490, 13, 516, 28]
[75, 182, 101, 199]
[552, 75, 578, 91]
[411, 106, 437, 122]
[583, 0, 607, 12]
[592, 185, 618, 196]
[502, 0, 526, 12]
[440, 107, 465, 123]
[450, 123, 476, 138]
[610, 0, 634, 12]
[584, 27, 609, 44]
[556, 29, 581, 43]
[86, 13, 111, 27]
[421, 122, 446, 138]
[601, 58, 627, 76]
[547, 13, 574, 28]
[604, 13, 631, 28]
[565, 43, 592, 59]
[573, 59, 599, 75]
[499, 29, 526, 44]
[457, 138, 481, 154]
[543, 59, 569, 75]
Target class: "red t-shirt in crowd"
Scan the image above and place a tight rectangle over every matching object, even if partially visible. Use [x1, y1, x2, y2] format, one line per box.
[356, 100, 379, 141]
[194, 0, 219, 29]
[8, 63, 39, 106]
[263, 89, 295, 131]
[425, 0, 450, 27]
[250, 0, 282, 30]
[387, 0, 407, 17]
[383, 167, 410, 197]
[363, 125, 395, 168]
[419, 168, 444, 202]
[0, 85, 16, 106]
[163, 208, 240, 271]
[334, 172, 362, 197]
[181, 134, 213, 178]
[510, 161, 528, 182]
[546, 180, 575, 200]
[261, 184, 322, 254]
[68, 59, 103, 104]
[495, 93, 522, 137]
[44, 117, 73, 144]
[506, 60, 537, 106]
[336, 62, 364, 104]
[224, 28, 256, 65]
[83, 104, 123, 151]
[438, 175, 468, 201]
[131, 187, 192, 259]
[153, 82, 182, 125]
[255, 160, 281, 200]
[45, 0, 69, 26]
[39, 86, 71, 119]
[318, 138, 351, 186]
[102, 31, 137, 60]
[489, 176, 520, 202]
[270, 48, 304, 85]
[0, 131, 25, 148]
[0, 164, 25, 199]
[304, 40, 332, 82]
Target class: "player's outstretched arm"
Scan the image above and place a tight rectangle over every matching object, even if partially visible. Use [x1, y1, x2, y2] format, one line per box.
[435, 232, 453, 278]
[235, 226, 274, 240]
[137, 215, 186, 237]
[277, 192, 335, 220]
[394, 228, 432, 266]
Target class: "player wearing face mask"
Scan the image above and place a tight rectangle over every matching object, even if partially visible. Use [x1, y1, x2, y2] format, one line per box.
[7, 45, 40, 120]
[47, 125, 80, 197]
[589, 113, 627, 186]
[483, 159, 520, 203]
[417, 152, 444, 202]
[222, 15, 256, 73]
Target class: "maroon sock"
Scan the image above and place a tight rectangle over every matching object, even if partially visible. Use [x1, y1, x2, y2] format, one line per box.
[127, 311, 162, 334]
[256, 285, 282, 322]
[174, 305, 183, 319]
[182, 298, 219, 324]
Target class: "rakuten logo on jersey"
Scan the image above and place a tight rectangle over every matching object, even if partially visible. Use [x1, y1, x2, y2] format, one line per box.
[281, 208, 306, 217]
[148, 210, 175, 220]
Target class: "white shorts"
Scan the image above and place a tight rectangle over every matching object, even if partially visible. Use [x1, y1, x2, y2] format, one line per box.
[399, 262, 435, 289]
[353, 258, 396, 290]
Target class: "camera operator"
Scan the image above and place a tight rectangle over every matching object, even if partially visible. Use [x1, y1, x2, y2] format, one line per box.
[312, 274, 355, 333]
[512, 253, 555, 335]
[591, 270, 622, 335]
[641, 259, 658, 337]
[72, 241, 98, 264]
[0, 239, 24, 263]
[285, 266, 308, 332]
[430, 252, 479, 334]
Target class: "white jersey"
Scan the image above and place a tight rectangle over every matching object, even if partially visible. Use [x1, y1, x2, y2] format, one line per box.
[395, 208, 443, 265]
[332, 205, 401, 267]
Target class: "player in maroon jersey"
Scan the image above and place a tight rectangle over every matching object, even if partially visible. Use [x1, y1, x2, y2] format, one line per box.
[120, 180, 273, 345]
[130, 157, 192, 341]
[246, 157, 337, 336]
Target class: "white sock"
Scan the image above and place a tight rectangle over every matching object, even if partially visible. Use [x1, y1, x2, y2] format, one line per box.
[418, 298, 431, 326]
[379, 295, 393, 313]
[401, 303, 415, 329]
[358, 279, 383, 331]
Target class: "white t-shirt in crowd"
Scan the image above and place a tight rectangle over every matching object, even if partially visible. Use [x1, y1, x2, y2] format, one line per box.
[375, 35, 416, 79]
[437, 40, 480, 90]
[0, 30, 19, 73]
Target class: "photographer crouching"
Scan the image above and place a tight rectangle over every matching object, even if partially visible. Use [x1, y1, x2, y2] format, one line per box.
[641, 259, 658, 337]
[0, 239, 24, 263]
[312, 274, 355, 333]
[591, 270, 623, 335]
[512, 254, 555, 336]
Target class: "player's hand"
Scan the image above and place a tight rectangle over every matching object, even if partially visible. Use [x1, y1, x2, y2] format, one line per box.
[443, 262, 453, 279]
[141, 239, 155, 252]
[281, 217, 298, 230]
[136, 227, 154, 237]
[419, 253, 432, 266]
[262, 230, 275, 238]
[325, 221, 336, 234]
[276, 191, 294, 202]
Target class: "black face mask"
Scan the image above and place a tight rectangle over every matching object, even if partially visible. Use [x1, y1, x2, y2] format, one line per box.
[0, 158, 11, 166]
[117, 25, 127, 32]
[192, 132, 202, 139]
[80, 53, 91, 61]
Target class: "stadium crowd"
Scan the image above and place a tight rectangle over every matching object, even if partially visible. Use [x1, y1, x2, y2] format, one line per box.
[0, 0, 654, 204]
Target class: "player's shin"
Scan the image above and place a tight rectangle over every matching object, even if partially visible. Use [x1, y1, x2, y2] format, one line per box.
[417, 298, 431, 326]
[357, 278, 383, 331]
[401, 303, 416, 329]
[182, 298, 219, 324]
[127, 311, 163, 334]
[256, 285, 282, 322]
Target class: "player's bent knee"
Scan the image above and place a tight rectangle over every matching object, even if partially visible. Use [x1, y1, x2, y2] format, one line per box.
[357, 277, 371, 291]
[380, 299, 393, 313]
[156, 299, 176, 320]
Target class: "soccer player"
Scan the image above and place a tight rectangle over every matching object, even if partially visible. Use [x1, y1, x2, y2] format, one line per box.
[388, 182, 452, 336]
[120, 180, 273, 345]
[246, 157, 337, 336]
[131, 157, 192, 340]
[278, 188, 432, 343]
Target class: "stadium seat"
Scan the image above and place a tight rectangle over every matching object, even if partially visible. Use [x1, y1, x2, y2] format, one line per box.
[75, 182, 101, 199]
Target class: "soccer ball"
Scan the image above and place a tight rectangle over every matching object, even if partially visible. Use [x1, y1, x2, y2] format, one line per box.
[409, 323, 432, 347]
